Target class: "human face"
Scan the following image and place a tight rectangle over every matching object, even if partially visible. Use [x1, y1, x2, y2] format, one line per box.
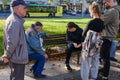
[67, 27, 76, 32]
[36, 26, 42, 33]
[17, 5, 28, 17]
[103, 0, 111, 9]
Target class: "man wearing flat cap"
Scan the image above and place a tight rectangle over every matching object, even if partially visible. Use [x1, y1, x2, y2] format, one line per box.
[2, 0, 28, 80]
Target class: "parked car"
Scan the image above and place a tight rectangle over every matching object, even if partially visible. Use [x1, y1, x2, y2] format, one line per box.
[66, 11, 76, 16]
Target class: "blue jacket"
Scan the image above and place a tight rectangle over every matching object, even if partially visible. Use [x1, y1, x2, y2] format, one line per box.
[25, 26, 46, 55]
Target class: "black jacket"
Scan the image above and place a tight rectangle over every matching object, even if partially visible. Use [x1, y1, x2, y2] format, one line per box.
[66, 27, 84, 45]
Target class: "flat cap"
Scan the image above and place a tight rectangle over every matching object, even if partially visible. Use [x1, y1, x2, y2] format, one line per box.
[10, 0, 27, 7]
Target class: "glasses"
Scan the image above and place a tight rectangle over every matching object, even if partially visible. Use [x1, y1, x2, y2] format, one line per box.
[103, 0, 109, 5]
[103, 1, 107, 5]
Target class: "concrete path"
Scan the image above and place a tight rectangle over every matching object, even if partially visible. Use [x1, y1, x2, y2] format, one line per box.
[0, 50, 120, 80]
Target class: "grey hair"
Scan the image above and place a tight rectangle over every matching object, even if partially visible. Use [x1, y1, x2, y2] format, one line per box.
[10, 7, 13, 12]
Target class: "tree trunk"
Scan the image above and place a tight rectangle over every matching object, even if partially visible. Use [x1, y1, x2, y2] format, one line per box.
[117, 0, 120, 5]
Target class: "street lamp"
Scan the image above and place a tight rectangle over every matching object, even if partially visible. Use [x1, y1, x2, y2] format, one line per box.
[73, 0, 76, 13]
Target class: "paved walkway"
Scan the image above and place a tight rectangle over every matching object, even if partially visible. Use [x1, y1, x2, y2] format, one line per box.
[0, 13, 90, 19]
[0, 50, 120, 80]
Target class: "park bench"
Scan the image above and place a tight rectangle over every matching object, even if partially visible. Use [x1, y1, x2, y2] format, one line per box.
[43, 34, 81, 64]
[43, 34, 66, 46]
[0, 34, 81, 69]
[1, 34, 120, 68]
[44, 34, 120, 64]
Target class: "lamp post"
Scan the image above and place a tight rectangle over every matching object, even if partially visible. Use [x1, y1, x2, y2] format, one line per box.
[73, 0, 77, 13]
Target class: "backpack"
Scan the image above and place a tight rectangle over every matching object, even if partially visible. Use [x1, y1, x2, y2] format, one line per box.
[82, 30, 103, 57]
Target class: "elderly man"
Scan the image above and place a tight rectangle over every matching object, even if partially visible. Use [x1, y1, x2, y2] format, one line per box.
[2, 0, 28, 80]
[99, 0, 120, 80]
[25, 22, 48, 78]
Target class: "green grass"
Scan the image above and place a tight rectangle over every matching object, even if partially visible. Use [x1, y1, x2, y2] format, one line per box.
[24, 18, 91, 34]
[0, 18, 91, 56]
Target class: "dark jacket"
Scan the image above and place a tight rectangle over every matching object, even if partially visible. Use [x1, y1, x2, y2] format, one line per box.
[66, 27, 84, 45]
[82, 18, 104, 37]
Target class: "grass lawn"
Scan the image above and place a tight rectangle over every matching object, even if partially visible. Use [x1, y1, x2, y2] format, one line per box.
[24, 18, 91, 34]
[0, 18, 91, 56]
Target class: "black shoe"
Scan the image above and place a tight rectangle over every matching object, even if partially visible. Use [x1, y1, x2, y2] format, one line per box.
[30, 68, 33, 72]
[110, 57, 118, 62]
[30, 68, 35, 75]
[98, 68, 104, 78]
[99, 58, 103, 64]
[34, 74, 47, 78]
[65, 64, 73, 71]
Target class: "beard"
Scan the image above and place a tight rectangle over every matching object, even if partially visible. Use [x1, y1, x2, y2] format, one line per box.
[105, 5, 111, 9]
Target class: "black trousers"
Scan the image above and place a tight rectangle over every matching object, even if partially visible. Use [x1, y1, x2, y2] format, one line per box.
[65, 43, 82, 64]
[10, 62, 25, 80]
[100, 39, 112, 77]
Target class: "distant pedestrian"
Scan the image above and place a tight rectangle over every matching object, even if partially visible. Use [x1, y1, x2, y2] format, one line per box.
[65, 22, 84, 71]
[25, 21, 48, 78]
[81, 2, 104, 80]
[2, 0, 28, 80]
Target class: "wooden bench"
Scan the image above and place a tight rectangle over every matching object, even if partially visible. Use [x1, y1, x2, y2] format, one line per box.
[43, 34, 81, 64]
[43, 34, 66, 46]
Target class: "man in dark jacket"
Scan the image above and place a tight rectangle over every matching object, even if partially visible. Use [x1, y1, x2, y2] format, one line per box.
[65, 22, 84, 71]
[2, 0, 28, 80]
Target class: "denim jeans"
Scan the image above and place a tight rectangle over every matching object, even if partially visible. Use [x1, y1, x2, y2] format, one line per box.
[110, 40, 116, 57]
[29, 53, 45, 75]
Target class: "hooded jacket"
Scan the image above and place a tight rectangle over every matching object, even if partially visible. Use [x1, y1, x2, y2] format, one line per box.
[25, 26, 46, 55]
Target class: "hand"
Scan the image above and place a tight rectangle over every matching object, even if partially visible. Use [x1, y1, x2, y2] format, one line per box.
[2, 56, 9, 63]
[44, 53, 48, 59]
[45, 34, 49, 38]
[76, 44, 81, 48]
[73, 43, 78, 48]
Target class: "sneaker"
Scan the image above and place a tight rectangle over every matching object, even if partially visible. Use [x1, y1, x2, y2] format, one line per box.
[65, 64, 73, 71]
[34, 74, 47, 78]
[96, 76, 108, 80]
[97, 76, 108, 80]
[102, 76, 108, 80]
[110, 57, 118, 62]
[30, 68, 33, 72]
